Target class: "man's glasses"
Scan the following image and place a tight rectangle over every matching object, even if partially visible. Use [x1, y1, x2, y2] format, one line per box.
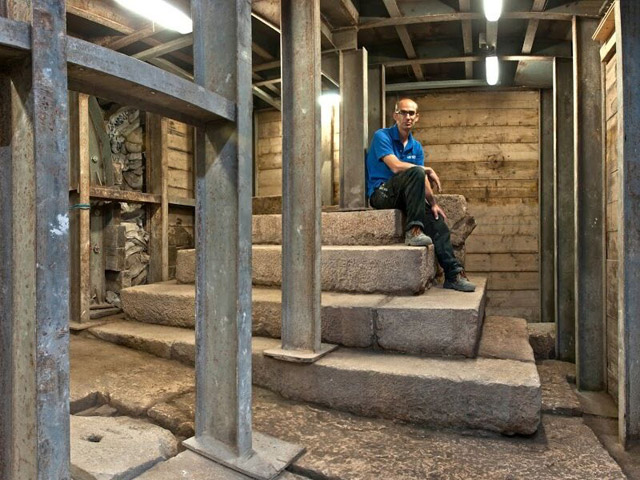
[395, 110, 418, 117]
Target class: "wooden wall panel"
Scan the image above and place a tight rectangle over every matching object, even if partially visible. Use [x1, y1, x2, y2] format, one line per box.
[166, 119, 194, 200]
[604, 52, 619, 401]
[394, 90, 541, 321]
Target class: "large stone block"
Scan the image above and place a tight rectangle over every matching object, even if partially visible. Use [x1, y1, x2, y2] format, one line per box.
[121, 282, 195, 328]
[376, 277, 487, 357]
[252, 337, 541, 435]
[176, 245, 436, 295]
[253, 210, 404, 245]
[478, 316, 536, 363]
[70, 415, 178, 480]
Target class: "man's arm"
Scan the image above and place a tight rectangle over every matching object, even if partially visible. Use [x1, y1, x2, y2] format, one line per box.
[382, 154, 442, 192]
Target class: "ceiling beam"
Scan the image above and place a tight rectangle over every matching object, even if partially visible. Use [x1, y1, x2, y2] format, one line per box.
[382, 0, 424, 81]
[320, 0, 359, 28]
[459, 0, 473, 79]
[514, 1, 548, 85]
[354, 10, 598, 31]
[380, 54, 560, 69]
[98, 23, 163, 50]
[252, 86, 281, 110]
[133, 34, 193, 61]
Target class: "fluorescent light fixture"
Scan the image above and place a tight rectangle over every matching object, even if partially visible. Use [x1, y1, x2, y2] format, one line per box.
[114, 0, 193, 34]
[319, 93, 341, 108]
[483, 0, 503, 22]
[486, 56, 500, 85]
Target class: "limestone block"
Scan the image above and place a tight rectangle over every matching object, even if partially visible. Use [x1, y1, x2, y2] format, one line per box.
[478, 316, 536, 363]
[70, 415, 178, 480]
[121, 282, 195, 328]
[528, 322, 556, 360]
[376, 277, 487, 357]
[252, 195, 282, 215]
[252, 337, 541, 435]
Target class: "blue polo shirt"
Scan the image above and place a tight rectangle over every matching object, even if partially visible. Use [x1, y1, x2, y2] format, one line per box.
[366, 125, 424, 198]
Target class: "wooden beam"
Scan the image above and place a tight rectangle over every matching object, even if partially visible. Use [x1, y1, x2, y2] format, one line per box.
[355, 11, 597, 31]
[146, 114, 169, 283]
[593, 1, 615, 43]
[459, 0, 473, 79]
[89, 186, 161, 204]
[380, 54, 560, 68]
[147, 58, 193, 80]
[599, 33, 616, 62]
[320, 0, 358, 27]
[133, 34, 193, 61]
[382, 0, 424, 81]
[77, 94, 91, 324]
[99, 23, 163, 50]
[67, 0, 143, 34]
[253, 86, 281, 110]
[252, 41, 275, 61]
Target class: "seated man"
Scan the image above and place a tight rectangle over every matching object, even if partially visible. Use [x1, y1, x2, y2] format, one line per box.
[366, 98, 475, 292]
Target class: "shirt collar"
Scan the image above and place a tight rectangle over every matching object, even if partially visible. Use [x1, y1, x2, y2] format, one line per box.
[390, 124, 414, 146]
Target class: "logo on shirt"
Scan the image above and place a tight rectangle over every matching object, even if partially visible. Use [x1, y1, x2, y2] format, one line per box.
[406, 155, 417, 160]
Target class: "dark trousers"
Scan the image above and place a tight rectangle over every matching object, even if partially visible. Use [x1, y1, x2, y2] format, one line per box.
[369, 167, 462, 280]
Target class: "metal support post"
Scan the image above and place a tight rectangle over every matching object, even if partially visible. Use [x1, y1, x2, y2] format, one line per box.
[0, 0, 71, 478]
[573, 17, 605, 392]
[539, 89, 554, 324]
[615, 0, 640, 448]
[367, 65, 386, 146]
[263, 0, 337, 363]
[183, 1, 303, 478]
[339, 48, 368, 209]
[553, 57, 575, 362]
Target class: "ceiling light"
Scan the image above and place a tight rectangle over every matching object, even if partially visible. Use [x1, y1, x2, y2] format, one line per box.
[483, 0, 503, 22]
[114, 0, 193, 34]
[319, 93, 341, 108]
[486, 56, 500, 86]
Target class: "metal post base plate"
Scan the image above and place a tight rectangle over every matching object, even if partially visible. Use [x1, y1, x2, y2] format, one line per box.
[263, 342, 338, 363]
[183, 431, 305, 480]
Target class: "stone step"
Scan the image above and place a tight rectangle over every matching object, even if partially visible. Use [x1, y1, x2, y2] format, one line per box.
[86, 316, 540, 435]
[253, 209, 404, 245]
[176, 245, 437, 295]
[120, 276, 486, 356]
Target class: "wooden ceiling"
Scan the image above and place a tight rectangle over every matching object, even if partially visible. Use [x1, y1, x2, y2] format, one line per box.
[65, 0, 607, 109]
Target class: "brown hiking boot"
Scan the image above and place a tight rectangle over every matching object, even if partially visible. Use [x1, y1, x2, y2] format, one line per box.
[404, 226, 433, 247]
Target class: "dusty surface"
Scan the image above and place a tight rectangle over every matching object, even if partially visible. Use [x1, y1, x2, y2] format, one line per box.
[71, 336, 626, 480]
[478, 315, 535, 362]
[537, 360, 582, 416]
[70, 415, 177, 480]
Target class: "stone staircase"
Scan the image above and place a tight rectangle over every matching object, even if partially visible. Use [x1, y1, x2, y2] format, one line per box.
[87, 196, 541, 436]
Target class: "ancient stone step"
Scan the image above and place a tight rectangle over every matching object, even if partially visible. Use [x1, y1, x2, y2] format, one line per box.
[252, 337, 541, 435]
[120, 276, 486, 356]
[176, 245, 437, 295]
[253, 209, 404, 245]
[85, 321, 540, 435]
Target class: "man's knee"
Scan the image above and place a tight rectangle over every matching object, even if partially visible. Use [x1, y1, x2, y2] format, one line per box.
[399, 166, 425, 184]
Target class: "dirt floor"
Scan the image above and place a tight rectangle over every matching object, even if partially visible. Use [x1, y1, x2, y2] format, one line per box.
[70, 335, 638, 479]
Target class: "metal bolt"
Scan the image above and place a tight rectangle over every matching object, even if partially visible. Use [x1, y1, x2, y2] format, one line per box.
[91, 155, 98, 163]
[92, 244, 101, 254]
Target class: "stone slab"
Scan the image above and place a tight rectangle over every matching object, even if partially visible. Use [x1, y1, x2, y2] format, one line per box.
[137, 451, 305, 480]
[120, 282, 195, 328]
[70, 415, 178, 480]
[537, 360, 582, 416]
[376, 278, 486, 357]
[478, 315, 535, 363]
[252, 337, 541, 435]
[176, 245, 437, 295]
[252, 195, 282, 215]
[70, 336, 195, 416]
[528, 322, 556, 360]
[253, 209, 404, 245]
[121, 282, 385, 348]
[89, 319, 195, 364]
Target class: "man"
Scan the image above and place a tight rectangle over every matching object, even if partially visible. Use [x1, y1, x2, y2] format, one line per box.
[366, 98, 475, 292]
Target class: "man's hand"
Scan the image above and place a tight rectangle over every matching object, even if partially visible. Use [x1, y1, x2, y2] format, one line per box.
[425, 167, 442, 192]
[432, 203, 447, 221]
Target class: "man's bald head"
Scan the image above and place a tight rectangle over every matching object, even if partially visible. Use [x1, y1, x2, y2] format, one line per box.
[393, 98, 420, 135]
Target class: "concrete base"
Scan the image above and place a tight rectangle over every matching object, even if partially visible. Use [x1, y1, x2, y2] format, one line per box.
[263, 342, 338, 363]
[183, 432, 305, 480]
[176, 245, 436, 295]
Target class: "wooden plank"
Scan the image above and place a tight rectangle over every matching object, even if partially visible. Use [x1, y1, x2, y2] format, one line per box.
[168, 131, 194, 153]
[168, 196, 195, 207]
[427, 160, 539, 180]
[466, 253, 539, 272]
[100, 23, 163, 51]
[414, 91, 540, 111]
[466, 234, 539, 253]
[168, 186, 194, 199]
[485, 272, 540, 290]
[168, 149, 193, 171]
[425, 143, 539, 163]
[487, 290, 540, 308]
[168, 168, 194, 191]
[146, 114, 169, 283]
[133, 34, 193, 61]
[77, 94, 91, 323]
[417, 108, 539, 128]
[414, 125, 539, 145]
[600, 34, 617, 62]
[258, 153, 283, 171]
[593, 2, 616, 42]
[90, 186, 161, 203]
